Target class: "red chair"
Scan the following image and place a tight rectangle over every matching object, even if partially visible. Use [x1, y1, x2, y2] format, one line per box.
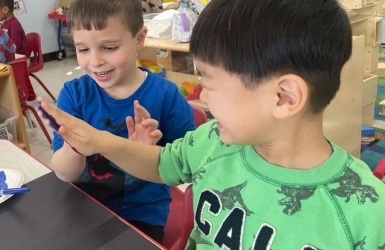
[163, 185, 193, 250]
[9, 60, 52, 145]
[25, 32, 57, 102]
[191, 105, 207, 128]
[178, 185, 194, 249]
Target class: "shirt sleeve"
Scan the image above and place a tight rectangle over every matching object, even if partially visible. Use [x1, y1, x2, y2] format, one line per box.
[158, 132, 195, 186]
[9, 22, 22, 53]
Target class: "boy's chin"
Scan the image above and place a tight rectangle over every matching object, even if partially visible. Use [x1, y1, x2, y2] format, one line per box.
[219, 136, 233, 146]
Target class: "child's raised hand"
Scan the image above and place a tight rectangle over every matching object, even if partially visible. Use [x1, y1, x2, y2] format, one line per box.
[36, 96, 105, 156]
[126, 100, 162, 145]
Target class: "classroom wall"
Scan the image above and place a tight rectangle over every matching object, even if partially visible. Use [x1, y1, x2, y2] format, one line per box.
[16, 0, 59, 54]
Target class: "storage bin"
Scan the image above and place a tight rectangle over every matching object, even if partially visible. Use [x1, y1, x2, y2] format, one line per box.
[0, 107, 18, 143]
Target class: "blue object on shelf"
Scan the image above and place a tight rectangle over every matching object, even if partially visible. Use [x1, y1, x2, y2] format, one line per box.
[361, 126, 375, 136]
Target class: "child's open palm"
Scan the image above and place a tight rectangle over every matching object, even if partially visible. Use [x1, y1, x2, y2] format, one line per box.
[126, 100, 162, 145]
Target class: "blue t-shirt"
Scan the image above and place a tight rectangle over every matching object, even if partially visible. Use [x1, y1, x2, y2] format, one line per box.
[52, 68, 195, 226]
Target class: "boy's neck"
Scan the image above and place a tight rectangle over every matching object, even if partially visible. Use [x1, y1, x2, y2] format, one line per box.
[253, 115, 332, 170]
[102, 68, 147, 99]
[4, 14, 14, 21]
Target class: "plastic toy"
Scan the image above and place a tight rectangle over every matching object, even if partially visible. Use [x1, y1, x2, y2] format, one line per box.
[186, 83, 202, 100]
[181, 81, 197, 94]
[137, 59, 166, 77]
[373, 158, 385, 179]
[361, 126, 375, 137]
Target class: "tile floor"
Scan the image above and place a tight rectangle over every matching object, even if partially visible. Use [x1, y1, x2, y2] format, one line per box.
[27, 55, 84, 167]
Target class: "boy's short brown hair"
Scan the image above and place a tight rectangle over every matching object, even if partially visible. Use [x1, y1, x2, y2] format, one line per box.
[67, 0, 143, 37]
[0, 0, 14, 10]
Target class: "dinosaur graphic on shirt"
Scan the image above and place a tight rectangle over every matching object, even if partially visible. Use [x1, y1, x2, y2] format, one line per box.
[378, 242, 385, 250]
[330, 168, 379, 204]
[188, 134, 194, 147]
[212, 181, 253, 216]
[192, 167, 206, 184]
[208, 121, 219, 139]
[353, 236, 367, 250]
[277, 186, 316, 215]
[195, 227, 214, 247]
[208, 121, 229, 146]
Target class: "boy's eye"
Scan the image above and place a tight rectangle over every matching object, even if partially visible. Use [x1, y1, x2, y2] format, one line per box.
[104, 47, 118, 51]
[77, 48, 89, 53]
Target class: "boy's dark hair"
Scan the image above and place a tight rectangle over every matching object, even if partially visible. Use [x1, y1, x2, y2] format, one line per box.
[67, 0, 143, 37]
[0, 0, 14, 11]
[190, 0, 352, 113]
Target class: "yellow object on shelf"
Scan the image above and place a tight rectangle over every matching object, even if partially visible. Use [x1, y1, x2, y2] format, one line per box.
[147, 65, 162, 73]
[136, 58, 142, 67]
[140, 59, 156, 67]
[163, 0, 177, 2]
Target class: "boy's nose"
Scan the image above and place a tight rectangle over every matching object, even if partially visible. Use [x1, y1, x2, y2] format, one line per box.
[89, 52, 105, 67]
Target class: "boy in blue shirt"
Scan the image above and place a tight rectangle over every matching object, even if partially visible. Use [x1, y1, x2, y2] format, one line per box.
[49, 0, 194, 243]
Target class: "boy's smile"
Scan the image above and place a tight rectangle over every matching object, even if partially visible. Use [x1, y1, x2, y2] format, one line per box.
[73, 17, 146, 99]
[93, 70, 115, 81]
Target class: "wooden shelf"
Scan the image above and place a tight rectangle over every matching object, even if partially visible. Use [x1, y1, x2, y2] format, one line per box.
[165, 71, 199, 85]
[144, 38, 189, 53]
[0, 64, 30, 153]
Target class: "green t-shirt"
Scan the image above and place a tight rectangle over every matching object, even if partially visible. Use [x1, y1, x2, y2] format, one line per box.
[159, 120, 385, 249]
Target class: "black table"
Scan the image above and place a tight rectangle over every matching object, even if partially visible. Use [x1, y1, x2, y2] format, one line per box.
[0, 172, 163, 250]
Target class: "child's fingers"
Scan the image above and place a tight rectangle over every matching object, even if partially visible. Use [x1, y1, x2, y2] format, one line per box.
[126, 116, 135, 139]
[133, 100, 142, 124]
[150, 130, 163, 140]
[141, 118, 159, 128]
[134, 100, 151, 123]
[40, 100, 75, 129]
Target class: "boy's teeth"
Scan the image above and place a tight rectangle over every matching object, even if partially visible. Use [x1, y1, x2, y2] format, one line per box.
[96, 71, 108, 76]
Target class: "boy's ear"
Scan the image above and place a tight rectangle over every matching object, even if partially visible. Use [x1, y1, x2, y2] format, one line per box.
[135, 26, 147, 50]
[272, 74, 308, 119]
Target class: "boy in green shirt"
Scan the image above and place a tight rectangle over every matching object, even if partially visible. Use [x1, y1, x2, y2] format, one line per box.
[38, 0, 385, 248]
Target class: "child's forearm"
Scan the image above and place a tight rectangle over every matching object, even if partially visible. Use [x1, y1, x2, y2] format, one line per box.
[99, 131, 163, 183]
[51, 143, 86, 182]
